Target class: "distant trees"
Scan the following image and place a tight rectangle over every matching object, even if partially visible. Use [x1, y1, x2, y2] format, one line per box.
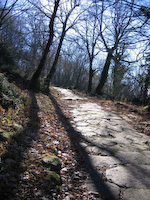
[52, 52, 89, 91]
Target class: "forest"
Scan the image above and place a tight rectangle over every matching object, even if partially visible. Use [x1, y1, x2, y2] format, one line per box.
[0, 0, 150, 102]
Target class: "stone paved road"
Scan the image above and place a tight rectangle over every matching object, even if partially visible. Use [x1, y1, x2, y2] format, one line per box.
[55, 87, 150, 200]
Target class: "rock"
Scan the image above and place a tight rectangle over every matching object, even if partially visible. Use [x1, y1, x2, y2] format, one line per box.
[86, 155, 121, 168]
[54, 87, 85, 101]
[85, 180, 120, 200]
[13, 122, 23, 131]
[115, 151, 150, 165]
[106, 165, 150, 188]
[0, 131, 15, 141]
[44, 171, 61, 186]
[123, 188, 150, 200]
[42, 155, 61, 171]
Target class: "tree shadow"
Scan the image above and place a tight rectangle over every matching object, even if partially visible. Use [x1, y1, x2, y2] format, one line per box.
[48, 89, 118, 200]
[48, 88, 150, 200]
[0, 91, 40, 199]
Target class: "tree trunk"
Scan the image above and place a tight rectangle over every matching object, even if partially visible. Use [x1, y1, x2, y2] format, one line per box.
[44, 30, 66, 89]
[87, 60, 93, 93]
[44, 5, 76, 89]
[95, 50, 113, 95]
[75, 68, 81, 89]
[30, 0, 60, 89]
[142, 68, 150, 104]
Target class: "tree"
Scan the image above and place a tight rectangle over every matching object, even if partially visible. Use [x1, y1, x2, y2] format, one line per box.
[111, 48, 128, 99]
[141, 53, 150, 103]
[74, 2, 100, 93]
[23, 9, 49, 76]
[30, 0, 60, 89]
[95, 0, 135, 95]
[44, 1, 80, 90]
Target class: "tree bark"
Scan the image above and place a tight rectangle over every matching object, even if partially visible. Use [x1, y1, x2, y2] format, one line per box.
[87, 59, 93, 93]
[30, 0, 60, 89]
[75, 68, 82, 89]
[95, 50, 113, 95]
[44, 27, 66, 89]
[142, 68, 150, 104]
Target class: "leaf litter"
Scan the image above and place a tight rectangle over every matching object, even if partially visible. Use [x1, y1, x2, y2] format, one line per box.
[0, 84, 97, 199]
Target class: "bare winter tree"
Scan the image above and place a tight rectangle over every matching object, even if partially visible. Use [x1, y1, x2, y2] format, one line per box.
[141, 52, 150, 103]
[44, 0, 80, 90]
[95, 0, 135, 95]
[30, 0, 60, 89]
[111, 46, 128, 99]
[74, 2, 101, 93]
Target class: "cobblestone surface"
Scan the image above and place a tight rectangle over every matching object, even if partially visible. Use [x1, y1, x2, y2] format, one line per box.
[55, 87, 150, 200]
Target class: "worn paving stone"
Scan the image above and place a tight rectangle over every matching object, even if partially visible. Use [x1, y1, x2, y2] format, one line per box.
[80, 131, 97, 137]
[54, 87, 150, 199]
[91, 138, 118, 148]
[54, 87, 85, 100]
[115, 151, 150, 165]
[85, 181, 120, 200]
[112, 135, 133, 146]
[106, 165, 150, 188]
[86, 155, 121, 168]
[75, 126, 95, 132]
[86, 119, 101, 125]
[93, 128, 116, 138]
[123, 188, 150, 200]
[75, 122, 89, 127]
[85, 146, 108, 155]
[107, 144, 140, 153]
[72, 116, 84, 122]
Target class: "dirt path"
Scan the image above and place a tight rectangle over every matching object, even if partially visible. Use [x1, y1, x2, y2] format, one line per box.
[54, 87, 150, 200]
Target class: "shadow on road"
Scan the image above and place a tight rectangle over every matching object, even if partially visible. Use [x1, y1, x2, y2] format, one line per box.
[48, 89, 118, 200]
[48, 88, 150, 199]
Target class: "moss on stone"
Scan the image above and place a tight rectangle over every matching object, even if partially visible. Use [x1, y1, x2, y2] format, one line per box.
[0, 131, 15, 141]
[45, 170, 61, 186]
[42, 155, 61, 171]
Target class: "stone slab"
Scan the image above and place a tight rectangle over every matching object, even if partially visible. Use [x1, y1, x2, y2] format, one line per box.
[115, 151, 150, 165]
[54, 87, 85, 100]
[106, 165, 150, 188]
[85, 181, 120, 200]
[123, 188, 150, 200]
[86, 120, 101, 125]
[79, 131, 97, 137]
[87, 155, 121, 168]
[85, 146, 111, 155]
